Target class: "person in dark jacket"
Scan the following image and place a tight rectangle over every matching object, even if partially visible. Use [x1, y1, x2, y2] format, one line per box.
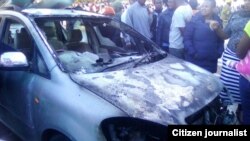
[151, 0, 163, 42]
[184, 0, 224, 73]
[156, 0, 176, 52]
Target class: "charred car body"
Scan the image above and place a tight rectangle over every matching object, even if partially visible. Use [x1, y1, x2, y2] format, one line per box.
[0, 0, 223, 141]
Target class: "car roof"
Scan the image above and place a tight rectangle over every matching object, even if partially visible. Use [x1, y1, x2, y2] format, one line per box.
[21, 8, 105, 18]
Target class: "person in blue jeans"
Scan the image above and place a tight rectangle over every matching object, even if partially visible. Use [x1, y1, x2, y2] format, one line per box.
[156, 0, 176, 52]
[237, 21, 250, 124]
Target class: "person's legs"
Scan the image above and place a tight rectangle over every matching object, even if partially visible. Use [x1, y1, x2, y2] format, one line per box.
[169, 48, 184, 59]
[239, 76, 250, 124]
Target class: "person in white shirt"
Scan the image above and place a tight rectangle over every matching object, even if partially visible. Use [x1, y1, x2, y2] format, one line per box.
[169, 0, 192, 59]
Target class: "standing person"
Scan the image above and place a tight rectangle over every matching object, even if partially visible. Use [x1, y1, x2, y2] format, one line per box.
[151, 0, 163, 42]
[212, 0, 250, 105]
[220, 0, 232, 28]
[121, 0, 136, 23]
[169, 0, 192, 59]
[184, 0, 224, 73]
[231, 0, 242, 12]
[111, 1, 124, 46]
[156, 0, 176, 52]
[124, 0, 153, 39]
[236, 21, 250, 124]
[112, 0, 124, 21]
[189, 0, 199, 15]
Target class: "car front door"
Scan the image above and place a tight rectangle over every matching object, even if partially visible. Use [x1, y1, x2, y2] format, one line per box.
[0, 16, 50, 133]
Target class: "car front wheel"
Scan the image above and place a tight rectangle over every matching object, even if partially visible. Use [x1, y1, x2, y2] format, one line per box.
[49, 134, 71, 141]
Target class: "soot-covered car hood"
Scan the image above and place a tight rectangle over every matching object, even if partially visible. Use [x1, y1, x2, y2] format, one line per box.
[70, 55, 223, 125]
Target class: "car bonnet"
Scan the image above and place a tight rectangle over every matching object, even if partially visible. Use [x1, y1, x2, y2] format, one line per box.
[70, 56, 223, 125]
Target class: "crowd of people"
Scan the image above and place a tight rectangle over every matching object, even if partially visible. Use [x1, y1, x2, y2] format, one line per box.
[71, 0, 250, 124]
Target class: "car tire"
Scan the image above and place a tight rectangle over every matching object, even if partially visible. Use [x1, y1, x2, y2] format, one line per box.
[49, 134, 71, 141]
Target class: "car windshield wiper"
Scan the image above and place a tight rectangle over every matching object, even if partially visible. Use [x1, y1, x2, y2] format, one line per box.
[132, 53, 152, 68]
[95, 52, 167, 72]
[111, 51, 140, 58]
[98, 57, 137, 72]
[132, 52, 168, 68]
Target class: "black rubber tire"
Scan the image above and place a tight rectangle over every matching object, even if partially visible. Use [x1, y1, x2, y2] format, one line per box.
[49, 134, 71, 141]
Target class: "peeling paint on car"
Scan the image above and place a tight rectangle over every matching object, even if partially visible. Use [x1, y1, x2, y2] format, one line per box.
[22, 8, 104, 17]
[70, 55, 223, 125]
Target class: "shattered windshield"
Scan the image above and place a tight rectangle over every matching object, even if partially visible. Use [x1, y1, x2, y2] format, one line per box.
[35, 17, 163, 73]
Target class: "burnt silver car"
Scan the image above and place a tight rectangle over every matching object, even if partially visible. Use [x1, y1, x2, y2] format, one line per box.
[0, 4, 222, 141]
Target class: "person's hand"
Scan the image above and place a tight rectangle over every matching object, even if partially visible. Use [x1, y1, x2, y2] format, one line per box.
[209, 20, 220, 31]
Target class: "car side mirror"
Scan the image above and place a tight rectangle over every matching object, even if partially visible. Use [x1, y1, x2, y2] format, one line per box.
[0, 52, 29, 70]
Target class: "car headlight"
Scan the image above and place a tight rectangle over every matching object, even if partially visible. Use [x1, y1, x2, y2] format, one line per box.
[101, 117, 167, 141]
[185, 96, 222, 125]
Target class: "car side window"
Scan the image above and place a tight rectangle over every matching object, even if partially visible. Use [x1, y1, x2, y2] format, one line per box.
[2, 18, 49, 77]
[2, 19, 33, 61]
